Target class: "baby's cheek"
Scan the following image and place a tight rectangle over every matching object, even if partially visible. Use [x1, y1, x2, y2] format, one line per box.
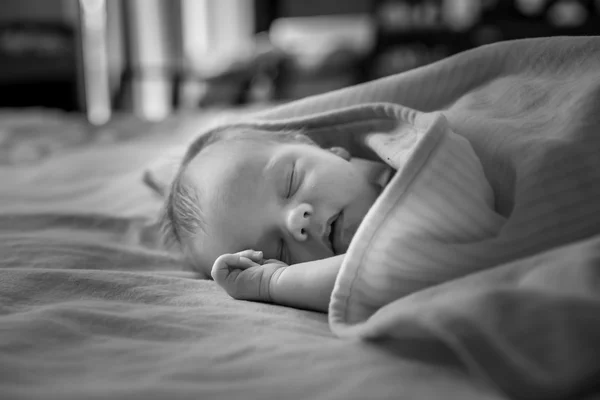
[309, 163, 361, 204]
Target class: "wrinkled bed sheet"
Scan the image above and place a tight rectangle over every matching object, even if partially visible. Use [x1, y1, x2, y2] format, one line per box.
[0, 110, 501, 400]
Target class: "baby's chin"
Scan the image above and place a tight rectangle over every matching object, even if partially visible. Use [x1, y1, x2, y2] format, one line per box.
[336, 206, 369, 254]
[337, 216, 358, 254]
[338, 185, 380, 254]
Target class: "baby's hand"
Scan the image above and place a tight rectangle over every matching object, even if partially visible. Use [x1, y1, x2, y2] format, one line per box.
[211, 250, 287, 303]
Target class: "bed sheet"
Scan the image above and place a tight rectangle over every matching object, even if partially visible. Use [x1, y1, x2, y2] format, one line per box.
[0, 109, 503, 400]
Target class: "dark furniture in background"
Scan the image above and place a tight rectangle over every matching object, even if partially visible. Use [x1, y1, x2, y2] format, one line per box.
[259, 0, 600, 100]
[0, 22, 79, 110]
[369, 0, 600, 79]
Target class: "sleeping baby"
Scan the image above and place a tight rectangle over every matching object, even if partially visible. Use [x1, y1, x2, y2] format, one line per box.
[160, 112, 504, 314]
[161, 125, 391, 312]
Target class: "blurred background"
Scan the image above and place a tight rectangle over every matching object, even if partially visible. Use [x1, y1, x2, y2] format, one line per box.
[1, 0, 599, 125]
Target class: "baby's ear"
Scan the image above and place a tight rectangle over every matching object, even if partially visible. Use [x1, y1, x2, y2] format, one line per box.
[328, 146, 351, 161]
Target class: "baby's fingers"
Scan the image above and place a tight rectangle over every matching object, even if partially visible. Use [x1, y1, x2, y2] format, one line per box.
[211, 252, 260, 283]
[237, 249, 263, 263]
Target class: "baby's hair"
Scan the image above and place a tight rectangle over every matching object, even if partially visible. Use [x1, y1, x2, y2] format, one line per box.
[159, 125, 316, 270]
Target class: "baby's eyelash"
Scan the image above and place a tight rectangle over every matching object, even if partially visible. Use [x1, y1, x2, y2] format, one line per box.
[286, 167, 295, 198]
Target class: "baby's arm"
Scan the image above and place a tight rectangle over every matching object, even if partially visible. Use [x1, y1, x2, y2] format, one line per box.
[212, 252, 343, 313]
[269, 255, 343, 313]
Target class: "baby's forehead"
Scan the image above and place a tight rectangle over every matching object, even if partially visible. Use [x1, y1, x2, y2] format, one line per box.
[188, 140, 270, 185]
[186, 139, 274, 217]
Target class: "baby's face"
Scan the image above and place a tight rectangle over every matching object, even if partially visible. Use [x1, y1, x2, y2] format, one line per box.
[185, 139, 381, 275]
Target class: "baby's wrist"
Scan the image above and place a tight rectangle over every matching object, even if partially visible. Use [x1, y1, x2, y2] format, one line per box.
[265, 265, 286, 303]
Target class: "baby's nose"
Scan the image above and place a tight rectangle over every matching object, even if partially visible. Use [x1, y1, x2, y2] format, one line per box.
[287, 203, 313, 241]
